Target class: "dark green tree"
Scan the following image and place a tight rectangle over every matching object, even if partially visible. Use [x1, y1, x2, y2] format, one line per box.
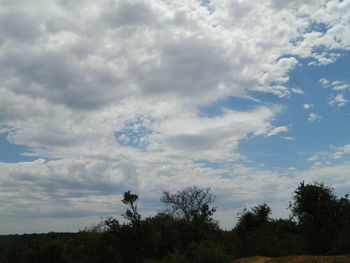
[235, 203, 271, 235]
[234, 204, 304, 257]
[289, 181, 350, 254]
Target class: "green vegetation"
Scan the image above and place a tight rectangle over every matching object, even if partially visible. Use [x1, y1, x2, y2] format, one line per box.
[1, 182, 350, 263]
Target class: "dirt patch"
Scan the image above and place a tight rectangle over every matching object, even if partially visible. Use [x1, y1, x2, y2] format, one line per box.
[233, 256, 272, 263]
[232, 255, 350, 263]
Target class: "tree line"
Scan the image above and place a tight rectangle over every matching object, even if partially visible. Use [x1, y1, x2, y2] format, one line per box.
[1, 182, 350, 263]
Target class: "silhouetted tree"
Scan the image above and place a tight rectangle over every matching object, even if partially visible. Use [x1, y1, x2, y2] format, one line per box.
[289, 181, 350, 254]
[161, 186, 216, 222]
[234, 204, 304, 257]
[235, 203, 271, 235]
[122, 191, 141, 224]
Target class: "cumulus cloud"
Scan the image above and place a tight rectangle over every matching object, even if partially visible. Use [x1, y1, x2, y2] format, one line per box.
[1, 0, 350, 233]
[307, 144, 350, 167]
[319, 78, 350, 107]
[328, 93, 348, 107]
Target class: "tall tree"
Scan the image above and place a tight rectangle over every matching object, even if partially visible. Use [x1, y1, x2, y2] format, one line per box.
[161, 186, 216, 222]
[122, 191, 141, 224]
[289, 181, 349, 254]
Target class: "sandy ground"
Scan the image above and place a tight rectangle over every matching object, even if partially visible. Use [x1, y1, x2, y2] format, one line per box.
[232, 255, 350, 263]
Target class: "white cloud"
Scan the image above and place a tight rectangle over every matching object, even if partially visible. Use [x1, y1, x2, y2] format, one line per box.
[307, 144, 350, 166]
[1, 0, 350, 233]
[281, 136, 295, 141]
[328, 94, 348, 107]
[320, 79, 350, 91]
[333, 84, 349, 91]
[330, 144, 350, 159]
[299, 163, 350, 193]
[308, 112, 321, 121]
[147, 106, 281, 162]
[291, 88, 304, 94]
[319, 78, 331, 88]
[303, 103, 313, 109]
[266, 126, 289, 137]
[253, 85, 291, 98]
[319, 78, 350, 107]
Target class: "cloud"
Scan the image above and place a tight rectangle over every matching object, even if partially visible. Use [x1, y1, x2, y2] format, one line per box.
[307, 144, 350, 166]
[0, 157, 298, 232]
[328, 94, 348, 107]
[266, 126, 289, 137]
[253, 85, 292, 98]
[102, 1, 158, 27]
[319, 79, 350, 91]
[333, 83, 349, 91]
[330, 144, 350, 160]
[299, 163, 350, 193]
[291, 88, 304, 94]
[1, 0, 350, 233]
[308, 112, 321, 122]
[303, 103, 313, 109]
[319, 78, 331, 88]
[303, 104, 320, 122]
[149, 106, 282, 161]
[281, 136, 295, 141]
[319, 78, 350, 107]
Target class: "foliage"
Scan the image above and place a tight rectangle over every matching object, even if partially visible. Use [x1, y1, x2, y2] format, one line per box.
[161, 186, 216, 222]
[235, 204, 271, 235]
[234, 204, 304, 257]
[121, 190, 141, 224]
[289, 181, 350, 254]
[149, 241, 231, 263]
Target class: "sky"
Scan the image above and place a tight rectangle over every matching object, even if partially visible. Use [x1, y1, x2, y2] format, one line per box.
[1, 0, 350, 234]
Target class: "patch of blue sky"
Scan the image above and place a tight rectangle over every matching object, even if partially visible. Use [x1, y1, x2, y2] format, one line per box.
[198, 96, 261, 118]
[290, 23, 328, 47]
[0, 134, 38, 163]
[238, 51, 350, 170]
[194, 159, 225, 169]
[198, 0, 213, 13]
[199, 0, 210, 6]
[304, 22, 329, 34]
[115, 118, 152, 150]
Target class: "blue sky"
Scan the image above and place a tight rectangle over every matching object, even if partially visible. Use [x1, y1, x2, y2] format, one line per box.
[1, 0, 350, 234]
[240, 51, 350, 170]
[0, 134, 37, 163]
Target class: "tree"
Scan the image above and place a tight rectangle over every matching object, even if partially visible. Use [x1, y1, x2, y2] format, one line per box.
[289, 181, 349, 254]
[122, 191, 141, 224]
[234, 204, 304, 257]
[160, 186, 216, 222]
[235, 204, 271, 235]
